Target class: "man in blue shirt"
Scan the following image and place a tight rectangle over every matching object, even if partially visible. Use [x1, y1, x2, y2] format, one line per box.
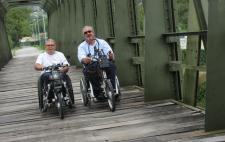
[77, 26, 116, 100]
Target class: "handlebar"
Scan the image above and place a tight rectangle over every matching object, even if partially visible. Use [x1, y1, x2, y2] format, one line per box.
[43, 64, 68, 71]
[83, 48, 112, 66]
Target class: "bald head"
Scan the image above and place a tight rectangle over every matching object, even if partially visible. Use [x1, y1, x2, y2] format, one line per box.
[82, 26, 95, 35]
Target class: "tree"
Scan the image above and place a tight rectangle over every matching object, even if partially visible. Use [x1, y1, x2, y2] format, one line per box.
[5, 7, 32, 48]
[176, 0, 189, 32]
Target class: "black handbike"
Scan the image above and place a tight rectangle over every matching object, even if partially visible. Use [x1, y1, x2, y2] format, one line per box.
[38, 64, 74, 119]
[80, 50, 121, 112]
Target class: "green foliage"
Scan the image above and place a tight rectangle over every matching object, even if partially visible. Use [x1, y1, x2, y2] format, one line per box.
[136, 2, 145, 34]
[199, 50, 206, 66]
[197, 81, 206, 108]
[5, 7, 32, 48]
[135, 0, 189, 33]
[7, 35, 13, 49]
[176, 0, 189, 32]
[11, 46, 22, 56]
[182, 49, 207, 108]
[181, 49, 206, 65]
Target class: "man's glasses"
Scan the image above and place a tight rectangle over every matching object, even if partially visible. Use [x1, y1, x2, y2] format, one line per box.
[46, 44, 55, 47]
[84, 30, 92, 35]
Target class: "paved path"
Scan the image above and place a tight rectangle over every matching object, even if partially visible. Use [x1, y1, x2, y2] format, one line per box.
[14, 46, 41, 58]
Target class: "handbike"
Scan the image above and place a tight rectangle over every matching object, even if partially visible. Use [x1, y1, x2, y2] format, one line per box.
[38, 64, 74, 119]
[80, 50, 121, 112]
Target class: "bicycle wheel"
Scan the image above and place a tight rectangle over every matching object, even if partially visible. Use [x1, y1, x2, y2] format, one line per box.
[68, 89, 75, 105]
[39, 89, 48, 112]
[105, 79, 116, 112]
[38, 79, 44, 112]
[38, 88, 43, 111]
[115, 76, 121, 102]
[65, 87, 74, 108]
[57, 92, 64, 119]
[80, 77, 89, 106]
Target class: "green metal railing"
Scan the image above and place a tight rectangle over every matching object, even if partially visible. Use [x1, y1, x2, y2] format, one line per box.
[163, 30, 207, 107]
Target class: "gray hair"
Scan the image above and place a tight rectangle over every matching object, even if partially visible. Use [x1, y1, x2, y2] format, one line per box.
[45, 39, 56, 45]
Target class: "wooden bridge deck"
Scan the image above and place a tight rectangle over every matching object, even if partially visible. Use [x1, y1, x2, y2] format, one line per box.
[0, 49, 225, 142]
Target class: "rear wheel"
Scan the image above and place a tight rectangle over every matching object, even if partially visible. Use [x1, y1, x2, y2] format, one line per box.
[106, 80, 116, 112]
[39, 88, 47, 112]
[39, 92, 44, 112]
[38, 79, 44, 112]
[57, 92, 64, 119]
[69, 89, 75, 105]
[80, 77, 88, 106]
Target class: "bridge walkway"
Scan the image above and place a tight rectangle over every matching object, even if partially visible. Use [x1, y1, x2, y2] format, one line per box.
[0, 47, 224, 142]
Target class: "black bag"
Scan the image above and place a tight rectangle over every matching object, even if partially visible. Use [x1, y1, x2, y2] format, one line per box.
[99, 55, 110, 68]
[85, 62, 100, 74]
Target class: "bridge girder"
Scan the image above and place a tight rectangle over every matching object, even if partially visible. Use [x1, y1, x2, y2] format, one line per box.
[0, 0, 58, 14]
[1, 0, 41, 9]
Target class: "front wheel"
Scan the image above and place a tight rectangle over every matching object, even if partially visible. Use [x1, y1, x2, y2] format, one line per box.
[57, 92, 64, 119]
[115, 76, 121, 102]
[38, 79, 45, 112]
[105, 80, 116, 112]
[80, 77, 88, 106]
[66, 87, 74, 108]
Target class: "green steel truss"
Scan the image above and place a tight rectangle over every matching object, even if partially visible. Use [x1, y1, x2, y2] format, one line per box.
[0, 0, 225, 132]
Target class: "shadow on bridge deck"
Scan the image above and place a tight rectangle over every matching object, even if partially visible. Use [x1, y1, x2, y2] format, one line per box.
[0, 47, 224, 142]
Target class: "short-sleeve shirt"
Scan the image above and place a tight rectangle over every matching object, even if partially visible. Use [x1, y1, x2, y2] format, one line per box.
[77, 38, 113, 63]
[35, 51, 69, 67]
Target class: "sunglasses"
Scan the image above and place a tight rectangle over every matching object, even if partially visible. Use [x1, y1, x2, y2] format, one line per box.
[84, 30, 92, 34]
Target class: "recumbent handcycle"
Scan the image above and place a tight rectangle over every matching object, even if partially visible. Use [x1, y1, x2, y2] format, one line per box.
[38, 64, 74, 119]
[80, 49, 121, 112]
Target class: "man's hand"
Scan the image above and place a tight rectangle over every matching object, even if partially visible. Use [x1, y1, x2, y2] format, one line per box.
[82, 57, 92, 64]
[108, 51, 114, 61]
[59, 66, 69, 73]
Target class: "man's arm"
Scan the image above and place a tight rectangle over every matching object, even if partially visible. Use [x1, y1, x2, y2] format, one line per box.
[34, 54, 44, 71]
[101, 39, 115, 61]
[81, 57, 92, 64]
[59, 53, 70, 73]
[78, 44, 92, 64]
[34, 63, 44, 71]
[59, 65, 69, 73]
